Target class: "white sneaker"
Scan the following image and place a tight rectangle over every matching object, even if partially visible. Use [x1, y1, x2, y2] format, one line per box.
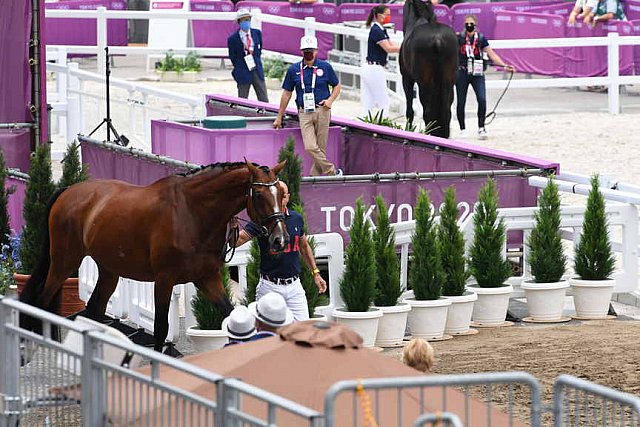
[478, 128, 488, 140]
[335, 168, 344, 176]
[458, 129, 469, 139]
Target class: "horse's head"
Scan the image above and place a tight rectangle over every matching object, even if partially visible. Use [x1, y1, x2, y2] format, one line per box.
[245, 160, 289, 253]
[403, 0, 436, 32]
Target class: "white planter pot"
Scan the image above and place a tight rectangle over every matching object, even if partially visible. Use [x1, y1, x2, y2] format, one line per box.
[403, 298, 452, 340]
[469, 284, 513, 326]
[570, 278, 616, 319]
[332, 307, 383, 348]
[374, 303, 411, 347]
[443, 291, 478, 335]
[157, 71, 199, 83]
[521, 280, 570, 321]
[186, 326, 228, 353]
[265, 77, 282, 90]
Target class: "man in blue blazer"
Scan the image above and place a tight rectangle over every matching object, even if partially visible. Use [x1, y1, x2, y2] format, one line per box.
[227, 9, 269, 102]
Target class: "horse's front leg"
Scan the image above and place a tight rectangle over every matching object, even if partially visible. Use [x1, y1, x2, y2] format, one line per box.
[153, 280, 175, 352]
[402, 77, 415, 127]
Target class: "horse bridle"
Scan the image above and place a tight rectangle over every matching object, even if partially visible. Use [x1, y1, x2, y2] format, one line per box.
[222, 178, 286, 262]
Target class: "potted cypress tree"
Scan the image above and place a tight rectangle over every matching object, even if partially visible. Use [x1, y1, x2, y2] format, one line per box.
[332, 197, 382, 348]
[569, 174, 616, 319]
[15, 145, 56, 295]
[403, 189, 451, 340]
[372, 195, 410, 347]
[439, 186, 477, 335]
[468, 178, 514, 326]
[186, 264, 233, 352]
[522, 177, 570, 322]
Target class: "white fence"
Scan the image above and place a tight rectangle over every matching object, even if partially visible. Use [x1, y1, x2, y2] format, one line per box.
[77, 203, 639, 338]
[45, 6, 640, 119]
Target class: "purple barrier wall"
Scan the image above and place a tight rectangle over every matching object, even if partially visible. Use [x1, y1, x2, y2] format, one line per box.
[338, 3, 452, 29]
[0, 1, 39, 172]
[633, 20, 640, 75]
[626, 0, 640, 20]
[151, 120, 342, 174]
[6, 177, 27, 233]
[44, 0, 128, 49]
[234, 2, 339, 59]
[82, 139, 543, 241]
[564, 20, 634, 77]
[451, 1, 558, 39]
[494, 11, 566, 77]
[82, 142, 188, 184]
[191, 1, 242, 49]
[527, 2, 573, 15]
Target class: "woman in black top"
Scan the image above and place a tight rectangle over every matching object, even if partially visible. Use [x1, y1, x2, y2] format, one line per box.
[361, 5, 401, 118]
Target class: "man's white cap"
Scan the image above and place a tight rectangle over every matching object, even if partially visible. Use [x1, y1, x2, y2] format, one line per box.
[300, 35, 318, 50]
[248, 292, 294, 328]
[221, 306, 256, 340]
[236, 8, 251, 20]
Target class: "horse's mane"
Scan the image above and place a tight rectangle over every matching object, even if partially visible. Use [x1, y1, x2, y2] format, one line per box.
[410, 0, 436, 23]
[178, 162, 269, 178]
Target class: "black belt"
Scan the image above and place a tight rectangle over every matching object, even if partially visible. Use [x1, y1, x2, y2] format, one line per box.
[367, 61, 385, 66]
[261, 274, 299, 285]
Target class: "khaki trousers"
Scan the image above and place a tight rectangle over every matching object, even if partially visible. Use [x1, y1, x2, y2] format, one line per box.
[298, 106, 336, 176]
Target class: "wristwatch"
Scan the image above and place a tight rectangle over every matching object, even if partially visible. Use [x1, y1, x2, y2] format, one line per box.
[312, 268, 320, 275]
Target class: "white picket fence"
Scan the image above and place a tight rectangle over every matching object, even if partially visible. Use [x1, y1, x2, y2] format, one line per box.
[77, 203, 639, 340]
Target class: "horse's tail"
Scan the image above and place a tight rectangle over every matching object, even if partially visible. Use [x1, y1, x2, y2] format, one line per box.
[19, 188, 68, 334]
[415, 28, 456, 138]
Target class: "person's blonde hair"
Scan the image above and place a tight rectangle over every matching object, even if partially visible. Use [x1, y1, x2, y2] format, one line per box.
[402, 338, 435, 373]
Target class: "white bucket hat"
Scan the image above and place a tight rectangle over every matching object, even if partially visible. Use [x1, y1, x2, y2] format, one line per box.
[221, 306, 257, 340]
[299, 35, 318, 50]
[248, 292, 294, 328]
[236, 8, 251, 20]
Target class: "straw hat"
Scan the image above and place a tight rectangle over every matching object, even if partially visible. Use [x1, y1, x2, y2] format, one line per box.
[248, 292, 294, 328]
[221, 306, 256, 340]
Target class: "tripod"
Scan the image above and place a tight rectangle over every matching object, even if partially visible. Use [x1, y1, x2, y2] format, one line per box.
[89, 47, 129, 146]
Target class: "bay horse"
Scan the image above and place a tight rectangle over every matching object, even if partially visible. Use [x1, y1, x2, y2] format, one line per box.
[400, 0, 458, 138]
[19, 160, 289, 351]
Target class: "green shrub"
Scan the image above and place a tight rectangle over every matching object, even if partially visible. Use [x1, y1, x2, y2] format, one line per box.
[19, 145, 55, 274]
[373, 195, 402, 306]
[158, 50, 202, 73]
[574, 175, 615, 280]
[409, 189, 444, 300]
[469, 179, 512, 288]
[339, 198, 376, 312]
[60, 141, 90, 189]
[439, 186, 470, 296]
[278, 136, 302, 208]
[191, 264, 232, 330]
[528, 177, 567, 283]
[263, 56, 288, 80]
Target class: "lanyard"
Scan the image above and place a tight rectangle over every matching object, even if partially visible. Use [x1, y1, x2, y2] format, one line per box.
[300, 62, 317, 93]
[465, 32, 478, 58]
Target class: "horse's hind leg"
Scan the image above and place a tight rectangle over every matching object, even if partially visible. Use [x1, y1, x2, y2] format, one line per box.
[84, 265, 119, 322]
[36, 253, 85, 316]
[402, 77, 416, 127]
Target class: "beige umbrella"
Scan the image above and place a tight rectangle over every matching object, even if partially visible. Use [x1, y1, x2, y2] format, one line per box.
[107, 321, 526, 426]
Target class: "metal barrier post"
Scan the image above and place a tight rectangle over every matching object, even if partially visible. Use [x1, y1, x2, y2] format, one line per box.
[82, 330, 106, 426]
[607, 32, 620, 114]
[0, 299, 21, 427]
[97, 7, 108, 75]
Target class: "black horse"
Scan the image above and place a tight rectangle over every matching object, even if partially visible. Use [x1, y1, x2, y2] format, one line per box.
[400, 0, 458, 138]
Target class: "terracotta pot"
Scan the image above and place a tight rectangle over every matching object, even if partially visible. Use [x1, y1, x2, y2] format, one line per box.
[14, 273, 86, 318]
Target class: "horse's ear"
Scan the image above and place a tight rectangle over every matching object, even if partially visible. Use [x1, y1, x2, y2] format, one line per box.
[271, 160, 287, 176]
[245, 159, 260, 177]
